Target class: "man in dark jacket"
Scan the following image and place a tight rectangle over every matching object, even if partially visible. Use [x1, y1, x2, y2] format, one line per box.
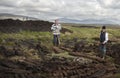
[99, 26, 108, 59]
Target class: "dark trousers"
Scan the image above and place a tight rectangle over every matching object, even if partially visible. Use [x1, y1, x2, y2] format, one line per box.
[99, 44, 106, 58]
[53, 35, 60, 46]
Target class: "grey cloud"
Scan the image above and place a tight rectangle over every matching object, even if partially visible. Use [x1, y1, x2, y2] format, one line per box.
[0, 0, 120, 24]
[97, 0, 120, 9]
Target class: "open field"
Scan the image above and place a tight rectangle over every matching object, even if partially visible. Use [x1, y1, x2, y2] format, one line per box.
[0, 20, 120, 78]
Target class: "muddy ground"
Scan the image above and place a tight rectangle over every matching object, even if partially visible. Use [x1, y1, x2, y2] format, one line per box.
[0, 57, 116, 78]
[0, 38, 119, 78]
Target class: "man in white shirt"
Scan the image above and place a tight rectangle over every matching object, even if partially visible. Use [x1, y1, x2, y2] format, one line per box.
[51, 19, 61, 46]
[99, 26, 109, 59]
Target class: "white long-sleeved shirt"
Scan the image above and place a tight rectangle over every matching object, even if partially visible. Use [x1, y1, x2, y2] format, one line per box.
[51, 24, 61, 35]
[104, 32, 108, 43]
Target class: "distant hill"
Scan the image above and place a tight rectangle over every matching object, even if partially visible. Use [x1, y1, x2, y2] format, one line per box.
[62, 23, 120, 28]
[59, 17, 120, 25]
[0, 13, 38, 21]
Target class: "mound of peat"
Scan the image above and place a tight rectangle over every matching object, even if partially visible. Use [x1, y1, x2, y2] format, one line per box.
[0, 56, 117, 78]
[0, 19, 72, 33]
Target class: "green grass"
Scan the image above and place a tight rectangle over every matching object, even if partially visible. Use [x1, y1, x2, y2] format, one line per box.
[51, 51, 74, 58]
[0, 31, 52, 40]
[114, 73, 120, 78]
[62, 26, 120, 41]
[0, 31, 53, 46]
[0, 25, 120, 46]
[0, 25, 120, 63]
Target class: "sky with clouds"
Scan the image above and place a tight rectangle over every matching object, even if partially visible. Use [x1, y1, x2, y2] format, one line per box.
[0, 0, 120, 24]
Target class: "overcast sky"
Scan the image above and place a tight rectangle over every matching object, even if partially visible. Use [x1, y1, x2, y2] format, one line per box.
[0, 0, 120, 24]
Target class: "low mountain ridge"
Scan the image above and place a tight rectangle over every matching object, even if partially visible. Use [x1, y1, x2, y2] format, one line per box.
[0, 13, 38, 20]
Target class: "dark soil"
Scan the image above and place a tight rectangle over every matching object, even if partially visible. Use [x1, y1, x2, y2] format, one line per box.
[0, 38, 119, 78]
[0, 39, 119, 78]
[0, 56, 117, 78]
[0, 19, 73, 33]
[62, 38, 120, 68]
[0, 45, 24, 57]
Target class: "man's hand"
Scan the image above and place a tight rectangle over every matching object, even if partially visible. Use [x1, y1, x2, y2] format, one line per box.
[102, 42, 106, 44]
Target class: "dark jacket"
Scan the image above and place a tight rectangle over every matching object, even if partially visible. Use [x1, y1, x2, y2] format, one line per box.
[100, 31, 106, 43]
